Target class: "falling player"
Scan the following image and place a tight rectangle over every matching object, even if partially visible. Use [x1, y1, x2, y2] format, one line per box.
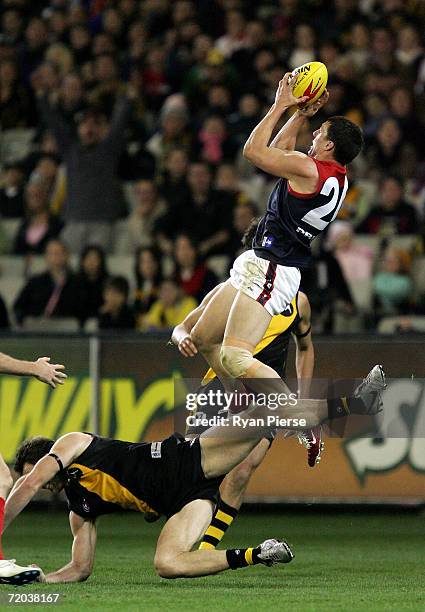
[0, 352, 66, 585]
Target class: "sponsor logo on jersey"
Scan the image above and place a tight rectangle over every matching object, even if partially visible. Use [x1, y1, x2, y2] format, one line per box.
[151, 441, 162, 458]
[262, 235, 273, 247]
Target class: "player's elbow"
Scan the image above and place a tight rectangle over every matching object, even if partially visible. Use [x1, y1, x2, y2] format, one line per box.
[243, 142, 255, 161]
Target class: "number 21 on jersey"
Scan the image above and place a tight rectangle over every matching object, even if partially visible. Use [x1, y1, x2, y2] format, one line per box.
[301, 176, 348, 231]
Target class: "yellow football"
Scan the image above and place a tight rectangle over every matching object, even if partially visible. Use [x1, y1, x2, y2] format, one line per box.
[291, 61, 328, 106]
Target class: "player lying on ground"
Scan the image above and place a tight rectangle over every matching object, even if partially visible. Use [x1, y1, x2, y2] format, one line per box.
[3, 365, 385, 582]
[0, 352, 66, 585]
[172, 271, 317, 549]
[189, 76, 364, 412]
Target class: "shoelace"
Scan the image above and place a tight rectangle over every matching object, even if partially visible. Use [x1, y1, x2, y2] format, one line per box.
[298, 431, 315, 449]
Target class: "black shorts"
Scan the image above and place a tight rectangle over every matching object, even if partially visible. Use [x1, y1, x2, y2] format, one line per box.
[156, 433, 223, 519]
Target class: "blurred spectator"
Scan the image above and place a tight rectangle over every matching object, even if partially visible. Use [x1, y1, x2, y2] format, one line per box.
[224, 201, 258, 260]
[357, 176, 417, 235]
[13, 181, 63, 255]
[288, 24, 316, 69]
[0, 58, 34, 128]
[14, 239, 79, 325]
[37, 91, 133, 252]
[365, 117, 417, 179]
[302, 245, 356, 333]
[174, 234, 218, 302]
[193, 115, 238, 166]
[158, 148, 190, 208]
[215, 10, 247, 58]
[98, 276, 135, 330]
[58, 72, 86, 120]
[143, 278, 197, 331]
[373, 247, 413, 319]
[75, 245, 109, 325]
[180, 162, 234, 257]
[127, 180, 166, 251]
[146, 105, 191, 170]
[19, 17, 49, 82]
[227, 93, 262, 149]
[0, 163, 25, 218]
[1, 7, 24, 46]
[133, 247, 163, 324]
[326, 221, 375, 282]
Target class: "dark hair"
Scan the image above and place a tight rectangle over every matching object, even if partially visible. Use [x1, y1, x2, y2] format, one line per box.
[242, 217, 260, 249]
[14, 436, 54, 475]
[134, 246, 163, 288]
[105, 275, 130, 299]
[326, 116, 364, 165]
[80, 244, 108, 279]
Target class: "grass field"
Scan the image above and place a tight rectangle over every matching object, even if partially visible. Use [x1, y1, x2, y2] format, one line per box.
[1, 508, 425, 611]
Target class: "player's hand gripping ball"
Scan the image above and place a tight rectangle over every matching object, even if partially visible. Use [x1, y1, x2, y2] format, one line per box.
[291, 61, 328, 107]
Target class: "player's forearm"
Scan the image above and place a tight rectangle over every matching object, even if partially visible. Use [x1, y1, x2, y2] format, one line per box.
[243, 104, 288, 161]
[0, 353, 37, 377]
[270, 110, 306, 151]
[296, 345, 314, 399]
[45, 563, 91, 583]
[3, 480, 39, 530]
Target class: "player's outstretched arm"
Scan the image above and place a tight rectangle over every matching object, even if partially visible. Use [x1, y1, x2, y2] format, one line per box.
[0, 352, 67, 388]
[243, 73, 314, 180]
[3, 433, 88, 530]
[42, 513, 97, 583]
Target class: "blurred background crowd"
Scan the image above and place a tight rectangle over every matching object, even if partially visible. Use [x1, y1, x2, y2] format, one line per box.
[1, 0, 425, 334]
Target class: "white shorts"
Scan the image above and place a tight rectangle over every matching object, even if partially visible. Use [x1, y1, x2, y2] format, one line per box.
[229, 249, 301, 316]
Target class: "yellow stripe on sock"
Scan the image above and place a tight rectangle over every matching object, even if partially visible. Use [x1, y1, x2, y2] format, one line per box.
[341, 397, 350, 415]
[245, 548, 254, 565]
[199, 541, 216, 550]
[216, 510, 234, 526]
[205, 526, 225, 540]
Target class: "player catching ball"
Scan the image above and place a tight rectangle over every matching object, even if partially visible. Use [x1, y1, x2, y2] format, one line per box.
[190, 73, 364, 427]
[0, 351, 66, 585]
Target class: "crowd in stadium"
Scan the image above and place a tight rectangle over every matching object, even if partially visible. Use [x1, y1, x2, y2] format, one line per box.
[1, 0, 425, 334]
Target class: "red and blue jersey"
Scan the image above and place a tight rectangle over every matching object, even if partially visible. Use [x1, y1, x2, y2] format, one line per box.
[253, 159, 348, 268]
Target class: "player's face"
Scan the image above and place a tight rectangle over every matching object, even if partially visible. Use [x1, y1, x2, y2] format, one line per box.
[22, 462, 65, 494]
[309, 122, 330, 157]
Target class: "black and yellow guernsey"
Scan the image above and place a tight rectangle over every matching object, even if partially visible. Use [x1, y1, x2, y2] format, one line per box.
[64, 436, 159, 519]
[63, 433, 222, 520]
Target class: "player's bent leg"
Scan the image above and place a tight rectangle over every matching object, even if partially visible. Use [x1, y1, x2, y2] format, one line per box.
[191, 281, 238, 385]
[220, 439, 271, 510]
[199, 440, 271, 550]
[155, 499, 293, 579]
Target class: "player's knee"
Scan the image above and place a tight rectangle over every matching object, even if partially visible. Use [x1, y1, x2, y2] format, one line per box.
[154, 554, 181, 579]
[220, 345, 253, 378]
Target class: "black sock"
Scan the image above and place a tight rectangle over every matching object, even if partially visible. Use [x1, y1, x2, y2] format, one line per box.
[226, 545, 262, 569]
[327, 396, 368, 419]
